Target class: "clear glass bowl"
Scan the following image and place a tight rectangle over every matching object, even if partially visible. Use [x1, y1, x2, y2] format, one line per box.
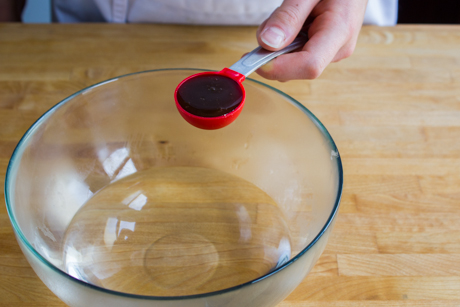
[5, 69, 342, 307]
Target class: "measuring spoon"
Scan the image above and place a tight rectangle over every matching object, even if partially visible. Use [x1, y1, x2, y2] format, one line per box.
[174, 33, 308, 129]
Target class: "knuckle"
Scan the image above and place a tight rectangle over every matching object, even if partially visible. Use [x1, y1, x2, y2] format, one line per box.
[296, 52, 325, 79]
[275, 5, 302, 27]
[342, 45, 355, 59]
[346, 23, 360, 41]
[305, 58, 326, 79]
[306, 67, 321, 79]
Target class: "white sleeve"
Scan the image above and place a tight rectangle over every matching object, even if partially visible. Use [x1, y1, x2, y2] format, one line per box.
[54, 0, 399, 26]
[363, 0, 399, 26]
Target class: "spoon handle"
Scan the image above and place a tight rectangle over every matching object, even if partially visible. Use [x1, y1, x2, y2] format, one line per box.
[228, 32, 308, 77]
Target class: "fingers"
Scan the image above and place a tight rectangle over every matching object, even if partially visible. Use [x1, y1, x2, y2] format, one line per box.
[332, 39, 358, 63]
[257, 0, 320, 51]
[256, 52, 318, 81]
[256, 13, 351, 81]
[256, 0, 367, 81]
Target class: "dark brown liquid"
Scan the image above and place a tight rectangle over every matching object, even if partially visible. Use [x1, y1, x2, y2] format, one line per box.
[177, 75, 243, 117]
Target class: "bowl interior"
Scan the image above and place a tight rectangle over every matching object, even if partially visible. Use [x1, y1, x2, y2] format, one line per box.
[6, 69, 342, 298]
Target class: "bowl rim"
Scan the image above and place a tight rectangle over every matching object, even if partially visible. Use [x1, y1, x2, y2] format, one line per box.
[4, 68, 343, 300]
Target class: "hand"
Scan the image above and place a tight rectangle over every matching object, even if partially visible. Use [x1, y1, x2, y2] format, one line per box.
[256, 0, 368, 81]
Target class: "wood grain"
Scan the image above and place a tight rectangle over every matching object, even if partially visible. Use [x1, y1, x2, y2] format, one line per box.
[1, 23, 460, 306]
[338, 254, 460, 276]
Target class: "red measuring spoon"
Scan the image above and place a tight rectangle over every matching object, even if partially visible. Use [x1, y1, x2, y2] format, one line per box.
[174, 33, 308, 130]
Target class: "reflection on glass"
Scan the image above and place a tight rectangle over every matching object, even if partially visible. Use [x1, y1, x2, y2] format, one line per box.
[103, 217, 118, 249]
[61, 166, 291, 296]
[124, 192, 148, 211]
[101, 148, 137, 181]
[102, 148, 129, 178]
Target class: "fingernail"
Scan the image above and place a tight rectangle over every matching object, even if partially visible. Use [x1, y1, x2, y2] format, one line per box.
[261, 26, 286, 48]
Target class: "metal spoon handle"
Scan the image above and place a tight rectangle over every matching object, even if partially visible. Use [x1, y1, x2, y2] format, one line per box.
[228, 33, 308, 77]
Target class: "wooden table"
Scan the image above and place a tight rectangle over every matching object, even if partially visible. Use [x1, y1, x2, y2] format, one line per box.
[1, 23, 460, 306]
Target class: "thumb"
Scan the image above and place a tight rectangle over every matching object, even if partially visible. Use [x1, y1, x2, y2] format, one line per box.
[257, 0, 319, 51]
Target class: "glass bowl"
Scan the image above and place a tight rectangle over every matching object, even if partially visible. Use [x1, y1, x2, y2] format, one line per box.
[5, 69, 342, 307]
